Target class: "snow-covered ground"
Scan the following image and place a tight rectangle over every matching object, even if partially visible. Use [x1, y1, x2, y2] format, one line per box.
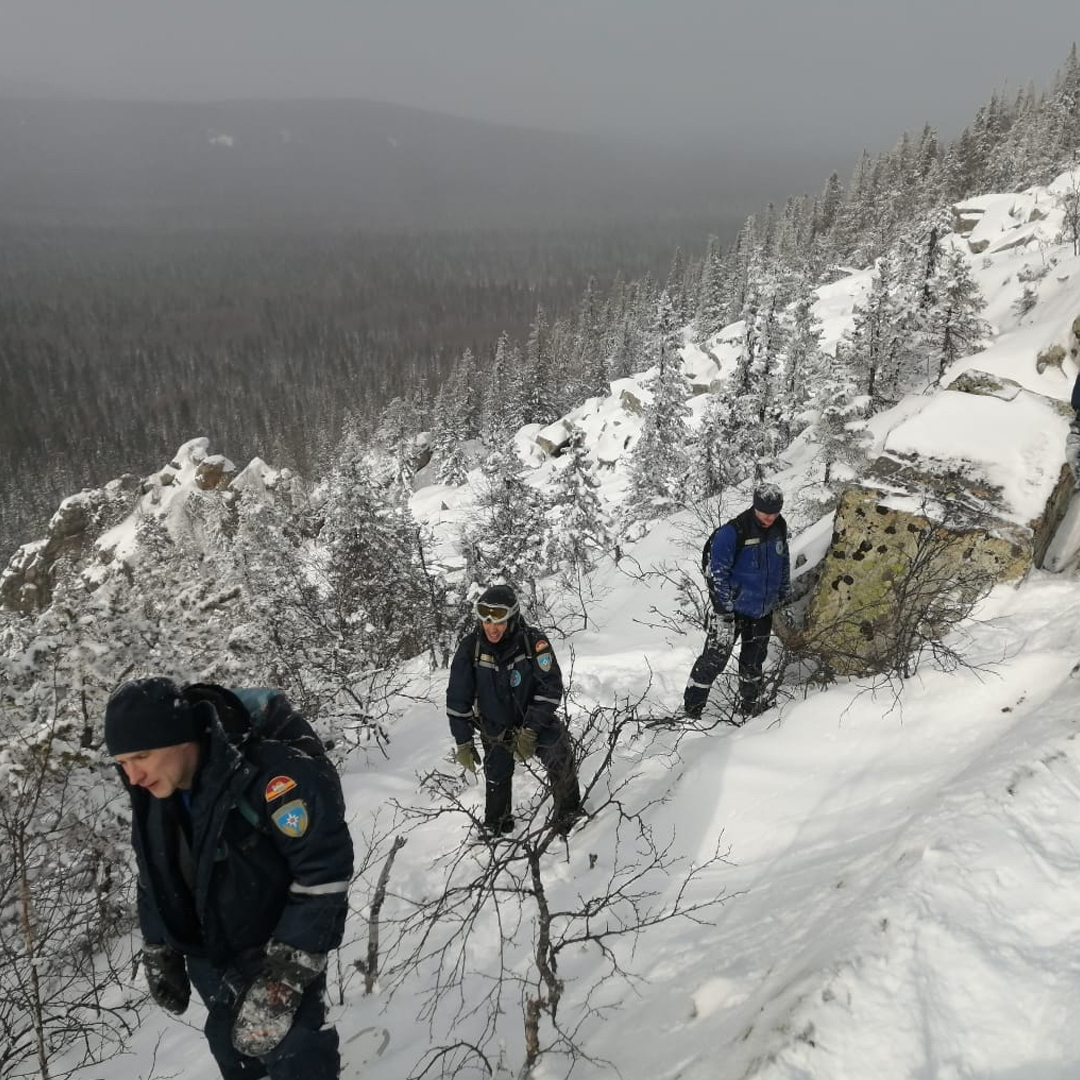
[72, 169, 1080, 1079]
[102, 519, 1080, 1080]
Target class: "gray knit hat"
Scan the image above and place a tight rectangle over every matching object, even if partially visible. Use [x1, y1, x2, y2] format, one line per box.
[752, 483, 784, 515]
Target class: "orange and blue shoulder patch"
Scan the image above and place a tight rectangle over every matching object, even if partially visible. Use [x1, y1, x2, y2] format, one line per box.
[265, 775, 297, 802]
[272, 799, 310, 838]
[537, 652, 553, 672]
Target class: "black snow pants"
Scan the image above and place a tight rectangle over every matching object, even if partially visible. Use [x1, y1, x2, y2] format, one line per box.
[684, 609, 773, 716]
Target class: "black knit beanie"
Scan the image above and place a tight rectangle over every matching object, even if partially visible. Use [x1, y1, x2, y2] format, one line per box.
[104, 677, 208, 756]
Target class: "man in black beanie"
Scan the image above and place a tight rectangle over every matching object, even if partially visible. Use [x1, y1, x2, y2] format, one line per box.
[446, 584, 583, 836]
[106, 677, 353, 1080]
[684, 482, 791, 720]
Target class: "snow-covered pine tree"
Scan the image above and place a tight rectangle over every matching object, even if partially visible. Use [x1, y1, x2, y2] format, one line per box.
[517, 305, 560, 427]
[431, 376, 470, 486]
[780, 281, 827, 446]
[626, 291, 692, 516]
[807, 348, 872, 494]
[923, 248, 990, 385]
[694, 236, 729, 343]
[545, 424, 610, 574]
[464, 438, 552, 605]
[480, 331, 524, 450]
[691, 391, 738, 500]
[843, 252, 908, 411]
[375, 391, 426, 488]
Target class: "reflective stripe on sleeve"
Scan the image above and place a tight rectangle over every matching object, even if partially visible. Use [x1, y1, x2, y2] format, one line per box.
[289, 879, 350, 896]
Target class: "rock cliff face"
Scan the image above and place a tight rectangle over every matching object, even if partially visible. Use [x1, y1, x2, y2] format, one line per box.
[0, 438, 291, 615]
[792, 371, 1073, 676]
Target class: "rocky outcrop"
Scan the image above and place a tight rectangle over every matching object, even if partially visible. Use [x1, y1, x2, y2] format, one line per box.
[790, 371, 1073, 675]
[0, 475, 140, 614]
[0, 439, 268, 615]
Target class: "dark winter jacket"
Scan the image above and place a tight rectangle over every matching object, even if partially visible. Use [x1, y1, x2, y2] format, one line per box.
[124, 692, 353, 964]
[446, 620, 563, 745]
[709, 507, 791, 619]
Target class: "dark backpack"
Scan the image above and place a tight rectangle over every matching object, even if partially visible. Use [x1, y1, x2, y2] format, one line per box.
[181, 683, 329, 829]
[701, 517, 747, 582]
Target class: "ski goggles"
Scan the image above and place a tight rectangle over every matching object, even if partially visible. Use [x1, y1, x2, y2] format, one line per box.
[475, 601, 517, 624]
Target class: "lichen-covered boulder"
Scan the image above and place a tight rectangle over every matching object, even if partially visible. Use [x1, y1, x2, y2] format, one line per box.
[796, 371, 1073, 675]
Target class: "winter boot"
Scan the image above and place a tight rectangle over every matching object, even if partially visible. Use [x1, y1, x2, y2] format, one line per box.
[483, 780, 514, 835]
[550, 774, 584, 837]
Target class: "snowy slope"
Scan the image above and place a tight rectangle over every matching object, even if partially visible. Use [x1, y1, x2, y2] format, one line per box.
[80, 171, 1080, 1080]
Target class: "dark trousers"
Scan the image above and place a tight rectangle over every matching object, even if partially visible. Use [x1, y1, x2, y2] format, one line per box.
[187, 954, 338, 1080]
[479, 721, 580, 827]
[684, 610, 773, 715]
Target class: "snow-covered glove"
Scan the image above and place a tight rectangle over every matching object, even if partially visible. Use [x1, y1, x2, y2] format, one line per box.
[231, 941, 326, 1057]
[712, 611, 736, 648]
[513, 727, 538, 762]
[142, 943, 190, 1016]
[454, 742, 479, 773]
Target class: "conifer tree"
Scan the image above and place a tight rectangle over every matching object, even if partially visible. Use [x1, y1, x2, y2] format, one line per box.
[781, 283, 826, 445]
[694, 237, 729, 343]
[627, 291, 692, 515]
[517, 306, 559, 427]
[923, 249, 990, 384]
[843, 253, 908, 410]
[465, 440, 552, 602]
[431, 378, 470, 486]
[691, 392, 739, 499]
[545, 425, 609, 574]
[480, 332, 523, 450]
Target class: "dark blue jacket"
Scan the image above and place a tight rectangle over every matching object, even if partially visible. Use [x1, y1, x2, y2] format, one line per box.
[446, 621, 563, 744]
[125, 693, 352, 964]
[709, 508, 791, 619]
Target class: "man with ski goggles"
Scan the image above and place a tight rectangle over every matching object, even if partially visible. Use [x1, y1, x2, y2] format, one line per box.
[446, 583, 582, 836]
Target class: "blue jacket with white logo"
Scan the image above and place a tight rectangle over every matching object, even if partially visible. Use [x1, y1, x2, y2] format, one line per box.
[446, 621, 563, 743]
[123, 691, 353, 965]
[709, 508, 791, 619]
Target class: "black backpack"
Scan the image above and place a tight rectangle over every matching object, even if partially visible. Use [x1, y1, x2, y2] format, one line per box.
[701, 517, 747, 581]
[182, 683, 329, 828]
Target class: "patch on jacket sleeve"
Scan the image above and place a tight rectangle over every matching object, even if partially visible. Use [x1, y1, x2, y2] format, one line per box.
[535, 639, 549, 651]
[273, 799, 310, 838]
[537, 652, 553, 672]
[265, 775, 297, 802]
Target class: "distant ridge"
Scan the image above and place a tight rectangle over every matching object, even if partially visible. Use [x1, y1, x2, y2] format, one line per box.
[0, 95, 765, 229]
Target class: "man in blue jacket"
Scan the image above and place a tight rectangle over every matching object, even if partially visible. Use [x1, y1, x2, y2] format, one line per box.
[446, 584, 582, 836]
[106, 678, 353, 1080]
[684, 483, 791, 720]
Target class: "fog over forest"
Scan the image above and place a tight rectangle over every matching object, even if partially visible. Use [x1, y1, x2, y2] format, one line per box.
[0, 94, 833, 557]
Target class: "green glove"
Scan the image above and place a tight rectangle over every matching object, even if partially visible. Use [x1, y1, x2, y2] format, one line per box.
[454, 742, 479, 773]
[513, 727, 538, 762]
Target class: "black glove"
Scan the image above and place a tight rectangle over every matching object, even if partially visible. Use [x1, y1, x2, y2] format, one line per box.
[142, 943, 190, 1016]
[231, 941, 326, 1057]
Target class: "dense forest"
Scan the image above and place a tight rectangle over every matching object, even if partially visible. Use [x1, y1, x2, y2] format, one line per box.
[0, 218, 721, 555]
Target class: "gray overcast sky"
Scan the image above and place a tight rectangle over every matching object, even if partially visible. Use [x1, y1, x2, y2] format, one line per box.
[1, 0, 1076, 156]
